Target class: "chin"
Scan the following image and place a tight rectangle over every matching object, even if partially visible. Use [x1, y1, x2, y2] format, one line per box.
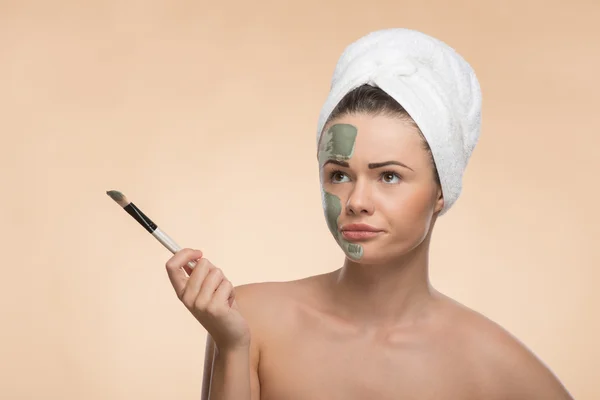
[356, 254, 399, 265]
[341, 243, 393, 264]
[343, 239, 421, 265]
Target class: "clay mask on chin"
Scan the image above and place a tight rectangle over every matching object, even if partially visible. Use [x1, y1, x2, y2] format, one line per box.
[319, 123, 363, 261]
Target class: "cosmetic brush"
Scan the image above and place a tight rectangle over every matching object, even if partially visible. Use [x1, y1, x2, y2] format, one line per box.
[106, 190, 197, 269]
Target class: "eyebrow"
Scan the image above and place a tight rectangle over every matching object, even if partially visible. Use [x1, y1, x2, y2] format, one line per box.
[368, 161, 414, 171]
[323, 159, 414, 171]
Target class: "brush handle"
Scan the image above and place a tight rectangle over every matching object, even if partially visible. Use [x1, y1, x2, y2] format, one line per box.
[152, 227, 197, 269]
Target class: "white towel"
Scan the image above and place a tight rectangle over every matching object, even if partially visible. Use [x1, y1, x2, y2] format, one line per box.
[316, 28, 482, 215]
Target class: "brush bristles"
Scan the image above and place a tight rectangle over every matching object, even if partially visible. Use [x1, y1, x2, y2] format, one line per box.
[106, 190, 130, 208]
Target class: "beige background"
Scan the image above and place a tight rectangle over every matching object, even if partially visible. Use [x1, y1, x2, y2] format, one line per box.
[1, 0, 598, 398]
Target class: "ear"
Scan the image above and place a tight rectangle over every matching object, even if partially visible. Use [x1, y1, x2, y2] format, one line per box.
[434, 186, 444, 213]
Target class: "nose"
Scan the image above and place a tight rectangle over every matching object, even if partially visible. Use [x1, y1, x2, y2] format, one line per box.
[345, 179, 374, 216]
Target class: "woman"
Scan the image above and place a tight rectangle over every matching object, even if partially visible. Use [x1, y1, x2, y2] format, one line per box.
[165, 28, 573, 400]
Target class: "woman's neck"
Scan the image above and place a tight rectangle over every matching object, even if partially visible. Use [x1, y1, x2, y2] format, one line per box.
[325, 239, 437, 329]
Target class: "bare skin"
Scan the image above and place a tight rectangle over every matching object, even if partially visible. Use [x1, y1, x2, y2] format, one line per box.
[170, 113, 573, 400]
[223, 277, 572, 400]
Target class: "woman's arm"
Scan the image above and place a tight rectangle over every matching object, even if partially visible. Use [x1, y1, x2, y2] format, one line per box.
[201, 323, 261, 400]
[201, 335, 216, 400]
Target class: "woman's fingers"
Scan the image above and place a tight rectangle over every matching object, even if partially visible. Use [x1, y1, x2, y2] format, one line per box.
[165, 248, 250, 350]
[165, 248, 203, 298]
[180, 258, 214, 309]
[194, 266, 225, 312]
[212, 278, 235, 310]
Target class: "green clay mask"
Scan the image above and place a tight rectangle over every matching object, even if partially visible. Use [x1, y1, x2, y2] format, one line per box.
[319, 124, 363, 261]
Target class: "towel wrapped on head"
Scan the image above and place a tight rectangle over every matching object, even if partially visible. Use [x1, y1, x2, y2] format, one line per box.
[316, 28, 482, 215]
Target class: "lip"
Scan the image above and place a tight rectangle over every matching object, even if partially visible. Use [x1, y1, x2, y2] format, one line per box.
[339, 223, 384, 241]
[340, 223, 382, 232]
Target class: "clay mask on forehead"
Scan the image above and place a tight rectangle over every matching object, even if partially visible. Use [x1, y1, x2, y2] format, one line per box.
[319, 123, 363, 261]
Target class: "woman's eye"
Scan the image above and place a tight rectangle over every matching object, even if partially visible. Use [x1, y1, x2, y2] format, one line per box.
[330, 171, 349, 183]
[382, 172, 401, 184]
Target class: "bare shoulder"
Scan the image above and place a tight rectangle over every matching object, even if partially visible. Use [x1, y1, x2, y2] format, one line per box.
[440, 296, 573, 400]
[233, 275, 323, 335]
[233, 278, 310, 316]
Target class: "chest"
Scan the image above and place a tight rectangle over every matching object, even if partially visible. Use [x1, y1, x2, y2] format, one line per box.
[257, 329, 487, 400]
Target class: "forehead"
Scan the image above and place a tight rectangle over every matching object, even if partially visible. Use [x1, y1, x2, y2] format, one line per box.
[319, 113, 426, 164]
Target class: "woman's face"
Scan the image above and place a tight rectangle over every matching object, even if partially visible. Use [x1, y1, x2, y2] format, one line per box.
[318, 112, 443, 264]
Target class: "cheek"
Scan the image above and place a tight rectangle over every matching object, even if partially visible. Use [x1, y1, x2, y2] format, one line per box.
[383, 186, 436, 230]
[321, 189, 341, 235]
[320, 187, 364, 260]
[320, 178, 346, 202]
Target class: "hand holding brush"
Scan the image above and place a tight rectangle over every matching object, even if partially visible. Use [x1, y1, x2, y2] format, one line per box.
[106, 190, 251, 351]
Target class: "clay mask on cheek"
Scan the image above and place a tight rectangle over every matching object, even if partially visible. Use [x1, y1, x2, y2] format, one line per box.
[319, 124, 364, 261]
